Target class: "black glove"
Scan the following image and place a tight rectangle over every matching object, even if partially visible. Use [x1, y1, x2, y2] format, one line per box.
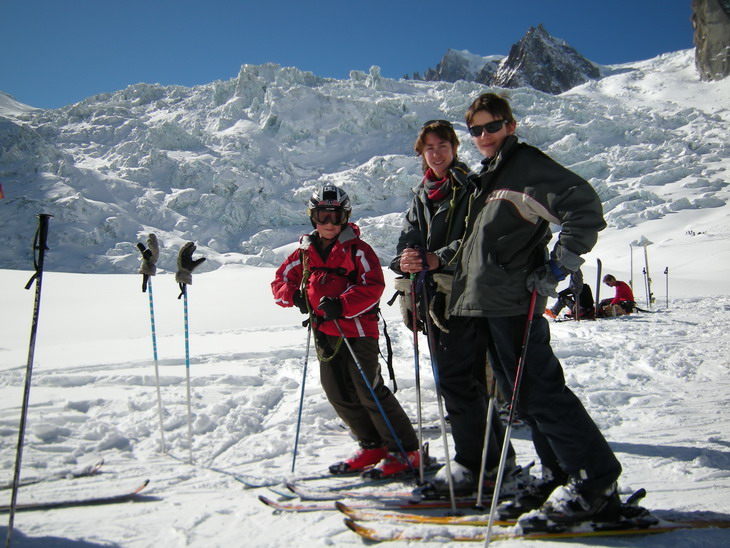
[317, 297, 343, 321]
[526, 260, 568, 298]
[136, 233, 159, 292]
[292, 290, 309, 315]
[176, 242, 206, 285]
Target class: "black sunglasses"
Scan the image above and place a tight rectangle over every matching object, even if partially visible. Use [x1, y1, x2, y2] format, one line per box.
[422, 119, 453, 129]
[467, 119, 509, 137]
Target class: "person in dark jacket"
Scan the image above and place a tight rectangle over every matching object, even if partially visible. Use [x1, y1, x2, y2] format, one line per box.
[272, 185, 420, 478]
[545, 270, 595, 319]
[449, 93, 622, 523]
[390, 120, 514, 494]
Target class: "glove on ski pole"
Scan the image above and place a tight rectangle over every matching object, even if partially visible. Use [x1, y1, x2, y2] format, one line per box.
[176, 242, 206, 298]
[136, 233, 159, 292]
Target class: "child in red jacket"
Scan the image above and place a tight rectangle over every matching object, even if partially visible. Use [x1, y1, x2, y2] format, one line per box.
[272, 185, 419, 478]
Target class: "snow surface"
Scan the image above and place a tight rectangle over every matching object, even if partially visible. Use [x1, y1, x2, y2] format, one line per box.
[1, 50, 730, 547]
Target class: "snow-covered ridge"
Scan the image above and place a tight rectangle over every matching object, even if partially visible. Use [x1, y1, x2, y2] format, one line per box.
[0, 51, 729, 291]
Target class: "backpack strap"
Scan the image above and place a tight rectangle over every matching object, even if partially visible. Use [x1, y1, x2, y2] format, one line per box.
[378, 310, 397, 393]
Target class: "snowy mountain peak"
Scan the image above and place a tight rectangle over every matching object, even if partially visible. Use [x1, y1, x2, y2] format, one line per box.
[420, 49, 503, 83]
[0, 91, 38, 117]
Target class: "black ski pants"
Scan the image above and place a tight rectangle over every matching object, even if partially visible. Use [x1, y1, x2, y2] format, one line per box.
[482, 314, 622, 490]
[317, 332, 419, 453]
[433, 316, 515, 474]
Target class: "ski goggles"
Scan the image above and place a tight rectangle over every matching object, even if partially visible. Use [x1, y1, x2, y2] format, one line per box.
[311, 208, 349, 226]
[467, 119, 509, 137]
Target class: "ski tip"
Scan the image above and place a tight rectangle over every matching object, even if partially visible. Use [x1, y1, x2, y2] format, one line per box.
[258, 495, 274, 507]
[343, 518, 368, 536]
[334, 501, 350, 515]
[625, 488, 647, 505]
[132, 479, 151, 495]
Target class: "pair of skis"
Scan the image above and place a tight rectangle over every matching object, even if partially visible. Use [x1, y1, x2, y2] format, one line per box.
[258, 481, 730, 542]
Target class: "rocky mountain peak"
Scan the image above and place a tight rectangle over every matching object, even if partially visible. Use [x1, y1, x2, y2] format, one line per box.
[692, 0, 730, 81]
[411, 25, 599, 94]
[490, 24, 600, 93]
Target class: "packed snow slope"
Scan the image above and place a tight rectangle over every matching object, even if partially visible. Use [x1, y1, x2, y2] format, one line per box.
[1, 49, 729, 291]
[1, 268, 729, 547]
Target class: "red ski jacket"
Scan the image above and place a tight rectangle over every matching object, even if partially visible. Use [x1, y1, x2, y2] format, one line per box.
[610, 280, 635, 305]
[272, 223, 384, 339]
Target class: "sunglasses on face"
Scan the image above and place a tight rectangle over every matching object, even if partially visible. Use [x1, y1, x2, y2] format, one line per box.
[422, 119, 453, 129]
[311, 208, 348, 226]
[467, 119, 509, 137]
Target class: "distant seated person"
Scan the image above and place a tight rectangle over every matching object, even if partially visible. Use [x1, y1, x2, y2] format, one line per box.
[545, 271, 595, 319]
[599, 274, 636, 316]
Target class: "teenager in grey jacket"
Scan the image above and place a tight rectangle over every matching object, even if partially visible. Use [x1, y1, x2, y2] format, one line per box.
[450, 93, 622, 524]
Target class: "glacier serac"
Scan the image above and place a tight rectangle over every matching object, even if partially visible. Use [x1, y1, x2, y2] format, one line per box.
[0, 50, 728, 282]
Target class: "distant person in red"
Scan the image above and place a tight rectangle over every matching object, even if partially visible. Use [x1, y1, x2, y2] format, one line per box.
[600, 274, 635, 313]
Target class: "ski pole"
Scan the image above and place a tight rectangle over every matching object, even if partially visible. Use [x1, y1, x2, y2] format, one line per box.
[182, 285, 194, 464]
[484, 289, 538, 547]
[291, 323, 312, 473]
[664, 267, 669, 309]
[417, 261, 458, 514]
[410, 273, 425, 484]
[146, 279, 167, 454]
[629, 245, 633, 290]
[175, 242, 206, 465]
[476, 376, 498, 509]
[331, 319, 413, 474]
[7, 213, 52, 548]
[137, 234, 166, 454]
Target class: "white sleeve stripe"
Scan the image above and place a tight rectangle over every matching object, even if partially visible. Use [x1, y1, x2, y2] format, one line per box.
[355, 248, 371, 285]
[487, 189, 561, 226]
[282, 258, 301, 283]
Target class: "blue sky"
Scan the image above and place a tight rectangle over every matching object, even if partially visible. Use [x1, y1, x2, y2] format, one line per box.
[2, 0, 695, 110]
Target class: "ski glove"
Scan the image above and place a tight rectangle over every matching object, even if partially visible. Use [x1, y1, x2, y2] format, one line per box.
[136, 233, 159, 292]
[175, 242, 206, 286]
[318, 297, 343, 321]
[526, 260, 569, 298]
[292, 290, 309, 315]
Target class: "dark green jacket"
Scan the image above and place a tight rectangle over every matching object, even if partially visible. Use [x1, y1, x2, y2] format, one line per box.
[450, 136, 606, 317]
[390, 160, 475, 275]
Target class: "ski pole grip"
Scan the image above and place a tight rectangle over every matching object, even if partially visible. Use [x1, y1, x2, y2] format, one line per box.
[25, 213, 53, 290]
[36, 213, 52, 250]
